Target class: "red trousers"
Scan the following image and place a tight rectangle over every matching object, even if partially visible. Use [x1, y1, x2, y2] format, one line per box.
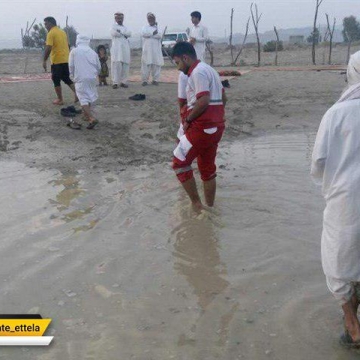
[173, 126, 224, 183]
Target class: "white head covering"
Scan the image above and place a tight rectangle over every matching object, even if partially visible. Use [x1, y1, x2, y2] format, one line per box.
[76, 34, 90, 47]
[337, 82, 360, 103]
[347, 50, 360, 87]
[147, 12, 155, 18]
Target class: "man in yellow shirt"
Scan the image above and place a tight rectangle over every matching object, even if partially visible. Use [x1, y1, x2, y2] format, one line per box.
[43, 17, 77, 105]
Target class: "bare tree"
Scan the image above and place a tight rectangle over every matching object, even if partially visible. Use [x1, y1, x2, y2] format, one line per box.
[311, 0, 324, 65]
[21, 18, 36, 49]
[345, 30, 352, 64]
[321, 27, 330, 65]
[21, 18, 36, 74]
[325, 14, 336, 65]
[205, 40, 214, 66]
[229, 8, 235, 64]
[274, 26, 280, 66]
[64, 15, 69, 40]
[250, 3, 262, 67]
[232, 17, 250, 66]
[161, 26, 175, 65]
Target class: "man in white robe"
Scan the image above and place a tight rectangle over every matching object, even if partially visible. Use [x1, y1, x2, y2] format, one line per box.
[141, 12, 164, 86]
[347, 50, 360, 87]
[311, 82, 360, 346]
[189, 11, 208, 62]
[110, 12, 131, 89]
[69, 34, 101, 129]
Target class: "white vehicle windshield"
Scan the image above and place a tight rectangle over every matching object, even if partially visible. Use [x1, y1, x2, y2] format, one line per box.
[163, 34, 177, 41]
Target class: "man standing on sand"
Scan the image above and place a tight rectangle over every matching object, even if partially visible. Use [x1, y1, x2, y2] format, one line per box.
[43, 16, 78, 105]
[311, 82, 360, 347]
[188, 11, 208, 62]
[172, 42, 226, 212]
[140, 12, 164, 86]
[69, 34, 101, 129]
[110, 12, 131, 89]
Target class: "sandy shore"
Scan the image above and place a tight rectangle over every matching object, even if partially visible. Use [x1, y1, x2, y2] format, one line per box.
[0, 48, 359, 359]
[0, 47, 349, 173]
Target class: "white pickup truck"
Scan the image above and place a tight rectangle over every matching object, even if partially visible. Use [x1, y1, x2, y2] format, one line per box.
[162, 32, 188, 56]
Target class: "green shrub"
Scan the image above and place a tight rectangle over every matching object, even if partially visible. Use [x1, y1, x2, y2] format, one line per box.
[263, 40, 283, 52]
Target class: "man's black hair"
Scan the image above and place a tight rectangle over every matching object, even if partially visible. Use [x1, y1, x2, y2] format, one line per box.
[171, 41, 197, 59]
[190, 11, 201, 21]
[97, 44, 107, 54]
[44, 17, 57, 26]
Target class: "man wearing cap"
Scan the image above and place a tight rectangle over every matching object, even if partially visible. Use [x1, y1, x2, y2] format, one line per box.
[69, 34, 101, 129]
[110, 12, 131, 89]
[189, 11, 209, 62]
[346, 50, 360, 88]
[140, 13, 164, 86]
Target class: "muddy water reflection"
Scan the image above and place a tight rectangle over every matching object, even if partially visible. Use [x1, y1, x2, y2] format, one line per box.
[171, 206, 239, 358]
[1, 133, 360, 359]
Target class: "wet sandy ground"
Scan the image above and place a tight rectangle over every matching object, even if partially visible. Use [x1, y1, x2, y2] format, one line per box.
[1, 132, 360, 360]
[0, 50, 358, 358]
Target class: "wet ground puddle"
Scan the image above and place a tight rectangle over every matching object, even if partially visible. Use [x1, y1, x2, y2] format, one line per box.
[1, 132, 358, 360]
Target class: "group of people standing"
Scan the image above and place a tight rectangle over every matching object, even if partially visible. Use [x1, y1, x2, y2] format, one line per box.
[41, 12, 225, 210]
[42, 11, 209, 129]
[43, 16, 99, 129]
[110, 10, 209, 88]
[39, 9, 360, 351]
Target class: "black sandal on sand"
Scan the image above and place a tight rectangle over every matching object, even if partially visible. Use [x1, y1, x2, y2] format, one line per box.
[66, 105, 82, 114]
[66, 119, 82, 130]
[340, 331, 360, 348]
[87, 120, 99, 130]
[129, 94, 146, 101]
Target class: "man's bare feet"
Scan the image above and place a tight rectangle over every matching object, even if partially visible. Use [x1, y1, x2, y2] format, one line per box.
[87, 117, 99, 130]
[342, 294, 360, 343]
[191, 201, 203, 213]
[52, 99, 64, 105]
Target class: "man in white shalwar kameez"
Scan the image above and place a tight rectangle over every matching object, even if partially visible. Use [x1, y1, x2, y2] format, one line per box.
[141, 13, 164, 86]
[110, 12, 131, 89]
[69, 34, 101, 129]
[189, 11, 208, 62]
[347, 50, 360, 88]
[311, 81, 360, 346]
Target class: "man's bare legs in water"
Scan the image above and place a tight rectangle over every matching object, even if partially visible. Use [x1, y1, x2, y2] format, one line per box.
[342, 287, 360, 344]
[181, 177, 216, 212]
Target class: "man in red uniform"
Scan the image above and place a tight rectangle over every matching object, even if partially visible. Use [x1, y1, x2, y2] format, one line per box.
[172, 41, 226, 211]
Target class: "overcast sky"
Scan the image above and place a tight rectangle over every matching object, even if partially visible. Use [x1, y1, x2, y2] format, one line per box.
[0, 0, 359, 47]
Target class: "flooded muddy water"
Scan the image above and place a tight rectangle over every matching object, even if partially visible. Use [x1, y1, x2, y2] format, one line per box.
[1, 132, 359, 359]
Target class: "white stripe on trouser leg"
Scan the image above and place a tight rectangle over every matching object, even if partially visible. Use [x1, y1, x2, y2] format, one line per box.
[177, 124, 184, 140]
[326, 275, 354, 305]
[175, 166, 192, 175]
[173, 134, 193, 161]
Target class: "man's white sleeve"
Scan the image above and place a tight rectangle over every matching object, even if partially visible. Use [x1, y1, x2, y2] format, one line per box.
[311, 112, 330, 184]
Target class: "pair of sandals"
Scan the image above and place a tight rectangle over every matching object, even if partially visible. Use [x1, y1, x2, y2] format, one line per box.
[129, 94, 146, 101]
[66, 119, 98, 130]
[221, 79, 230, 88]
[112, 83, 129, 89]
[61, 106, 82, 117]
[340, 330, 360, 348]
